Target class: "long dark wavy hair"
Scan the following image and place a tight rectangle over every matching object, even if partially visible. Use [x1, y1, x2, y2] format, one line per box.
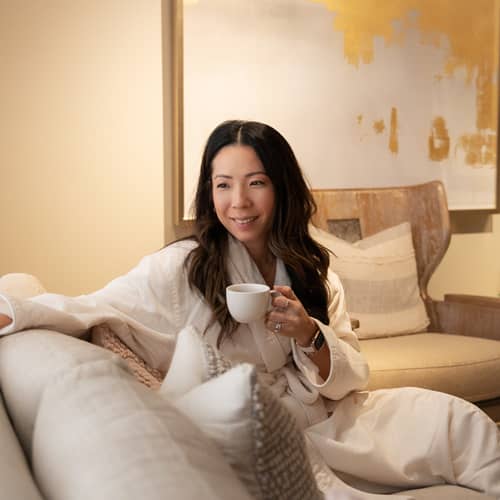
[186, 120, 330, 346]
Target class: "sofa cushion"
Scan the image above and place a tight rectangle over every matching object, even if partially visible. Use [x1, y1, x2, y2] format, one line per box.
[173, 363, 322, 500]
[310, 222, 429, 339]
[0, 330, 121, 454]
[0, 394, 44, 500]
[360, 333, 500, 402]
[32, 358, 252, 500]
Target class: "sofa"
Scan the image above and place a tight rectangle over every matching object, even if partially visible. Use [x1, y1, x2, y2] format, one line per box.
[0, 273, 497, 500]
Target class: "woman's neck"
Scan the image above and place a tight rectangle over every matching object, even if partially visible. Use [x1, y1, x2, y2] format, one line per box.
[247, 247, 276, 287]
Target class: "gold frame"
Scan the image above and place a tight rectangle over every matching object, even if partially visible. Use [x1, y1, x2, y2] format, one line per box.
[172, 0, 184, 226]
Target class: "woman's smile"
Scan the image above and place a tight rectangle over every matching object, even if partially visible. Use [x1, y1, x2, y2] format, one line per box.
[231, 216, 258, 225]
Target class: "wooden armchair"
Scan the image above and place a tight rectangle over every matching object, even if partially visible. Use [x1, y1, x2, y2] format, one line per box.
[312, 181, 500, 424]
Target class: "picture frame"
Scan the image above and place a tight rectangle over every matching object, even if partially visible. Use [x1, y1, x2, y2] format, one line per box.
[170, 0, 499, 224]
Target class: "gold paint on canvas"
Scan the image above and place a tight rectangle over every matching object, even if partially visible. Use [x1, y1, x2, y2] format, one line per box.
[429, 117, 450, 161]
[312, 0, 498, 164]
[373, 120, 385, 134]
[389, 108, 399, 154]
[458, 132, 496, 166]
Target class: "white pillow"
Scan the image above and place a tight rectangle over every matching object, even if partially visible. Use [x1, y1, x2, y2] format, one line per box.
[160, 325, 232, 399]
[172, 363, 322, 500]
[310, 222, 429, 338]
[33, 358, 252, 500]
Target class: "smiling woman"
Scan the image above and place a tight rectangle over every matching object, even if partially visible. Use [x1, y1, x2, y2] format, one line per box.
[187, 120, 330, 350]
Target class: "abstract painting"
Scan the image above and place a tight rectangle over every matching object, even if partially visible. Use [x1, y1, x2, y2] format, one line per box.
[173, 0, 499, 219]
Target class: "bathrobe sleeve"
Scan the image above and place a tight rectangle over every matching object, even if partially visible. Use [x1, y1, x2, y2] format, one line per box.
[0, 241, 197, 372]
[291, 270, 370, 400]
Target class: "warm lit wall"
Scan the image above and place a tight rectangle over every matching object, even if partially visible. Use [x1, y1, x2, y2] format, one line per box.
[429, 214, 500, 299]
[0, 0, 166, 295]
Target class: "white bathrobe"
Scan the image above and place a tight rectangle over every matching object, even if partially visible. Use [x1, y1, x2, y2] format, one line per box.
[1, 237, 499, 498]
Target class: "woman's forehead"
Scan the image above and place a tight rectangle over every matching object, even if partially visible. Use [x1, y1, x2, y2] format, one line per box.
[211, 144, 264, 175]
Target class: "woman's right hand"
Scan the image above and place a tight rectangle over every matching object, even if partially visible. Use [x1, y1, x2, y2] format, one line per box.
[0, 314, 12, 328]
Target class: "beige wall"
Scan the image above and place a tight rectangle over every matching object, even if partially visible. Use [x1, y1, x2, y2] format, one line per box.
[0, 0, 167, 295]
[0, 0, 498, 300]
[429, 214, 500, 299]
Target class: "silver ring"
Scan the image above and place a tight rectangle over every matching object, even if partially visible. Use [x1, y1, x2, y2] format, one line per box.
[274, 322, 282, 333]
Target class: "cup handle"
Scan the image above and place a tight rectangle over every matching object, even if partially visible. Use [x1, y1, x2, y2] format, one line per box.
[268, 289, 282, 311]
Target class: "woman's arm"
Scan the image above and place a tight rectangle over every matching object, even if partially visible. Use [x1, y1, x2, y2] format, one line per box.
[0, 242, 195, 371]
[288, 270, 370, 400]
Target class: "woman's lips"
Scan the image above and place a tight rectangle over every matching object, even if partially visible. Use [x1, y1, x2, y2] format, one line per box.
[231, 216, 258, 225]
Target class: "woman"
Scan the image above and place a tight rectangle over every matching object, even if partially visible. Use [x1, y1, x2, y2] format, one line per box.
[0, 120, 499, 498]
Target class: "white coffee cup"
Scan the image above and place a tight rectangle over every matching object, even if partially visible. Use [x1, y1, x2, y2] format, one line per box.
[226, 283, 273, 323]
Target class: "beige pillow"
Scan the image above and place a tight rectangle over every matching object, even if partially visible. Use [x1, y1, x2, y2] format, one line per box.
[310, 222, 429, 338]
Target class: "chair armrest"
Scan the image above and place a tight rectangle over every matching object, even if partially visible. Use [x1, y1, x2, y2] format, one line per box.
[433, 294, 500, 341]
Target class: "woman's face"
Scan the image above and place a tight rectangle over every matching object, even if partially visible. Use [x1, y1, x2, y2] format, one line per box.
[211, 144, 275, 257]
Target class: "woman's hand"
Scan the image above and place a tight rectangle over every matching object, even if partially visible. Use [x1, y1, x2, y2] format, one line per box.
[0, 313, 12, 329]
[265, 285, 316, 345]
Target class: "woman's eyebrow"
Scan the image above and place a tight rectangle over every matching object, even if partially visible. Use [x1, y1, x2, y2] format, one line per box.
[245, 170, 267, 177]
[212, 171, 267, 179]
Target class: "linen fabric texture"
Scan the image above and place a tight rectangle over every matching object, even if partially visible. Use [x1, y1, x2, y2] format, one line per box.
[309, 222, 429, 338]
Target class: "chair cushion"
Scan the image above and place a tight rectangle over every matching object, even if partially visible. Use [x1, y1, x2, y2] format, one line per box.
[360, 333, 500, 402]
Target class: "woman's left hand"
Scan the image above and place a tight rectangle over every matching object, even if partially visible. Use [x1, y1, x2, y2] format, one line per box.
[265, 285, 316, 346]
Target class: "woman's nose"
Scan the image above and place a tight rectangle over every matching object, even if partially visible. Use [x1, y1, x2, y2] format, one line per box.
[231, 186, 251, 208]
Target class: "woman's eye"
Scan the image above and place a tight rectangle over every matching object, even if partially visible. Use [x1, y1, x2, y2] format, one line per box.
[216, 182, 229, 189]
[250, 179, 265, 186]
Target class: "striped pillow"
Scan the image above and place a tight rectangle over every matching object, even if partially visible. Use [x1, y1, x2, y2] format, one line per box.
[310, 222, 429, 339]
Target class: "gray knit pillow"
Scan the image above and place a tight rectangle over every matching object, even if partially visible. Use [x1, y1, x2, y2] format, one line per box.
[173, 363, 322, 500]
[203, 342, 232, 379]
